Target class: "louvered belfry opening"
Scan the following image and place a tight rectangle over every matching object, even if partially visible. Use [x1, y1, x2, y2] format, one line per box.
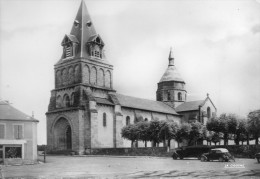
[65, 44, 72, 58]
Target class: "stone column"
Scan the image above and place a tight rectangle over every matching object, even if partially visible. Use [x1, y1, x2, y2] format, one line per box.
[114, 105, 123, 148]
[89, 101, 99, 148]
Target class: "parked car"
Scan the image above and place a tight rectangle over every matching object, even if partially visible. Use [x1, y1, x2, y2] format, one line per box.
[200, 148, 235, 162]
[256, 153, 260, 163]
[172, 146, 212, 160]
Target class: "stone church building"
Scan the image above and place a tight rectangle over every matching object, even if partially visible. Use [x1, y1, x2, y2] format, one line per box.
[46, 1, 216, 154]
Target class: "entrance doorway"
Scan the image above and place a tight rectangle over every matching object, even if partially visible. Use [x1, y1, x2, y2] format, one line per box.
[65, 126, 72, 150]
[53, 117, 72, 150]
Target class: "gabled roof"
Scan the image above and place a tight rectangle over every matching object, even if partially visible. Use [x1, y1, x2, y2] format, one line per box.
[112, 93, 179, 115]
[61, 34, 79, 45]
[87, 34, 104, 45]
[176, 95, 217, 112]
[0, 101, 38, 122]
[175, 100, 204, 112]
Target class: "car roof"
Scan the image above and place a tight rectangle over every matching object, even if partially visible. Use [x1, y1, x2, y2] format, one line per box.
[211, 148, 229, 152]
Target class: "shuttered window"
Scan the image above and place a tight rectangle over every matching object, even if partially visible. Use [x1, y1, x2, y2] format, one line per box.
[14, 125, 23, 139]
[0, 124, 5, 139]
[65, 45, 72, 57]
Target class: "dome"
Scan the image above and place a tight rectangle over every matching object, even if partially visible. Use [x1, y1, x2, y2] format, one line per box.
[159, 65, 184, 83]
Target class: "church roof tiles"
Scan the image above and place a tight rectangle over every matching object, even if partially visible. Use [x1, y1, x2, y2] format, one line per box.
[175, 100, 204, 112]
[113, 93, 179, 115]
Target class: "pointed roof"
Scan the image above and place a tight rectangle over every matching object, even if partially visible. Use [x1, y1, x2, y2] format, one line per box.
[0, 101, 39, 122]
[70, 0, 98, 58]
[159, 48, 185, 83]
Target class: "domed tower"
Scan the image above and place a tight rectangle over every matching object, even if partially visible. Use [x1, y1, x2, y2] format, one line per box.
[156, 48, 187, 108]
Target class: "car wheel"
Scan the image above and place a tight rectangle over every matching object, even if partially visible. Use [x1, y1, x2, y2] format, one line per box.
[201, 156, 206, 162]
[197, 156, 201, 160]
[172, 155, 177, 160]
[180, 156, 184, 160]
[219, 157, 224, 162]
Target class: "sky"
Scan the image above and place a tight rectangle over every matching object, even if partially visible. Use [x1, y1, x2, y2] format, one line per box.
[0, 0, 260, 144]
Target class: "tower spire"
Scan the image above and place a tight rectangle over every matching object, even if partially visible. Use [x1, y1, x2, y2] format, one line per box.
[70, 0, 98, 58]
[168, 47, 174, 66]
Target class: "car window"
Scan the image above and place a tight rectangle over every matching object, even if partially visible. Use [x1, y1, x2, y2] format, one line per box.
[215, 150, 222, 153]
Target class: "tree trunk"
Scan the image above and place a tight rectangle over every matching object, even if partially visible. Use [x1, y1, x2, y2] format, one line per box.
[235, 134, 240, 145]
[255, 135, 259, 145]
[145, 141, 147, 147]
[167, 139, 171, 148]
[247, 134, 250, 145]
[131, 140, 134, 148]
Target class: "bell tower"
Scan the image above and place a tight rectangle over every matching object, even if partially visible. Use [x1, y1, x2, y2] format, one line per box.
[156, 48, 187, 108]
[46, 0, 115, 154]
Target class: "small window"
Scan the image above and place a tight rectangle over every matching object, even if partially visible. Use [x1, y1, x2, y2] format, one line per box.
[126, 116, 130, 125]
[207, 107, 211, 118]
[178, 92, 182, 101]
[144, 118, 148, 122]
[14, 125, 23, 139]
[103, 113, 107, 127]
[5, 146, 22, 158]
[167, 91, 171, 101]
[0, 124, 5, 139]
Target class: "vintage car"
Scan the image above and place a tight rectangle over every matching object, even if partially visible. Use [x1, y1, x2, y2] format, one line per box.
[256, 153, 260, 163]
[172, 146, 212, 160]
[200, 148, 235, 162]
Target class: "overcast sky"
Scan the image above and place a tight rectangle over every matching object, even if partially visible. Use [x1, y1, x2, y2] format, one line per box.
[0, 0, 260, 144]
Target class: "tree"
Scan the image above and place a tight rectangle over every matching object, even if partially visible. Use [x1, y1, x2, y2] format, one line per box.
[158, 121, 179, 147]
[188, 122, 205, 146]
[247, 110, 260, 145]
[121, 124, 139, 148]
[234, 119, 247, 145]
[175, 123, 191, 146]
[211, 132, 221, 145]
[147, 120, 162, 147]
[136, 121, 150, 147]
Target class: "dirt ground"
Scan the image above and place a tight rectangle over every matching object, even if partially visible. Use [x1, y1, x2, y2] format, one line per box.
[1, 155, 260, 178]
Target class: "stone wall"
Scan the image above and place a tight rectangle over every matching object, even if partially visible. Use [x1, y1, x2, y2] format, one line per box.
[87, 147, 170, 156]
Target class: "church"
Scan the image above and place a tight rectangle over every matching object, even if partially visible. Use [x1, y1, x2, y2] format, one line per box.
[46, 1, 217, 154]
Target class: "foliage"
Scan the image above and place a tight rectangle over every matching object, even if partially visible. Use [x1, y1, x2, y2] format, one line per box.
[175, 123, 191, 145]
[121, 124, 139, 147]
[136, 121, 150, 143]
[147, 120, 163, 146]
[247, 110, 260, 145]
[211, 132, 221, 145]
[158, 121, 179, 146]
[188, 122, 205, 145]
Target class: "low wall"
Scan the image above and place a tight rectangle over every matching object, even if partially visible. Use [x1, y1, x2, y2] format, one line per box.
[86, 147, 170, 157]
[214, 145, 260, 158]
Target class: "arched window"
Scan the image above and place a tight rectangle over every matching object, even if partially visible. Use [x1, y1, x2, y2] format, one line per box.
[126, 116, 130, 126]
[63, 94, 70, 107]
[70, 93, 75, 106]
[167, 91, 171, 101]
[178, 92, 182, 101]
[207, 107, 211, 119]
[103, 113, 106, 127]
